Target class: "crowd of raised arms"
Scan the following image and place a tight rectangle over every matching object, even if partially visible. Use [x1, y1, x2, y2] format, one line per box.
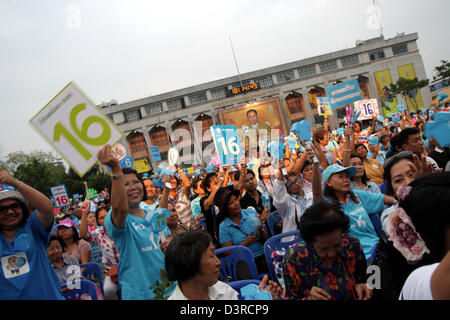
[1, 105, 449, 301]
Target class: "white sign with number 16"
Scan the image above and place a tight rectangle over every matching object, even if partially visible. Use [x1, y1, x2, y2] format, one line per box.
[354, 99, 380, 121]
[30, 82, 124, 177]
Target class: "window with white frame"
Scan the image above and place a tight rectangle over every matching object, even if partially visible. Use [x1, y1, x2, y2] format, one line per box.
[341, 54, 359, 67]
[167, 99, 183, 110]
[392, 44, 408, 55]
[369, 49, 385, 61]
[144, 103, 163, 116]
[126, 109, 141, 122]
[319, 60, 338, 73]
[276, 70, 295, 83]
[188, 92, 207, 105]
[256, 76, 274, 88]
[298, 65, 317, 78]
[210, 87, 227, 99]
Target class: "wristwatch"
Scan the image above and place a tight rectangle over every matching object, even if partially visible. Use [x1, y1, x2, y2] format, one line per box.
[111, 172, 123, 180]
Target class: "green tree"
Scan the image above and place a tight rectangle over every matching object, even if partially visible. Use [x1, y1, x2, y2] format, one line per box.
[389, 77, 429, 111]
[0, 150, 110, 199]
[0, 151, 67, 198]
[433, 59, 450, 81]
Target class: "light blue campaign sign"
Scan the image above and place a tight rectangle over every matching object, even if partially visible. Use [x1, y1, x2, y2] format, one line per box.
[150, 146, 161, 161]
[336, 128, 345, 135]
[424, 112, 450, 147]
[437, 91, 448, 103]
[211, 125, 243, 165]
[144, 207, 171, 232]
[397, 104, 406, 112]
[325, 79, 363, 109]
[120, 155, 134, 169]
[290, 120, 312, 142]
[268, 141, 284, 159]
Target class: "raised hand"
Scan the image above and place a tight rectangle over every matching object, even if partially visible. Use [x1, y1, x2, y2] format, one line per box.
[0, 168, 19, 188]
[97, 144, 120, 171]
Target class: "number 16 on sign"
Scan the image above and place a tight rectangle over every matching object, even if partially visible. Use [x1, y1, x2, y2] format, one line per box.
[210, 125, 243, 165]
[30, 82, 124, 177]
[50, 185, 70, 208]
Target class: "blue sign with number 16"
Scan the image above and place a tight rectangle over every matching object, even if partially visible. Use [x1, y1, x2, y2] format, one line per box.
[211, 125, 243, 165]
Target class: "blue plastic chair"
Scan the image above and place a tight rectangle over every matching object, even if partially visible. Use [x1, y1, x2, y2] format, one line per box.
[263, 230, 301, 283]
[266, 210, 282, 237]
[367, 241, 379, 266]
[228, 279, 261, 300]
[379, 182, 387, 195]
[116, 263, 122, 299]
[61, 279, 99, 300]
[216, 245, 263, 281]
[81, 262, 104, 294]
[368, 213, 383, 238]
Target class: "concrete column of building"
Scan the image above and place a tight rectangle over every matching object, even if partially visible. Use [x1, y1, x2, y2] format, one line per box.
[322, 80, 337, 131]
[367, 72, 383, 115]
[141, 127, 155, 173]
[303, 88, 314, 126]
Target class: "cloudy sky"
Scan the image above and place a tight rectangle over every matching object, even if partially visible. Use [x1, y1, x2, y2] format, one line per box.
[1, 0, 449, 160]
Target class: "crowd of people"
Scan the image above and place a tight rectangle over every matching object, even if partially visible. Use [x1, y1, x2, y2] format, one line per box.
[0, 104, 449, 300]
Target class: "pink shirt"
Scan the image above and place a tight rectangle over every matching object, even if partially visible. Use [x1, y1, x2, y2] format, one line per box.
[62, 239, 91, 263]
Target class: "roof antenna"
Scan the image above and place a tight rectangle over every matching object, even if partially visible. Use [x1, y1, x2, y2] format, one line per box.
[373, 0, 383, 38]
[228, 35, 243, 87]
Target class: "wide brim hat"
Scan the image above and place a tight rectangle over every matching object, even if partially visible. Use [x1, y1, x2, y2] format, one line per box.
[0, 185, 28, 209]
[214, 186, 240, 214]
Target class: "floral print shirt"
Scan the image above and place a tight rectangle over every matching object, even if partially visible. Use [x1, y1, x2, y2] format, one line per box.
[89, 227, 119, 271]
[283, 235, 367, 300]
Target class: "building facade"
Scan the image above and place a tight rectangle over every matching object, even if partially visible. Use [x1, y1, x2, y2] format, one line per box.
[101, 32, 431, 170]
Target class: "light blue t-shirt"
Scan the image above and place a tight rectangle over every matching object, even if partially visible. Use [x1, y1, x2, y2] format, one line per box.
[0, 212, 64, 300]
[325, 190, 384, 260]
[219, 208, 264, 258]
[367, 150, 387, 165]
[350, 181, 381, 194]
[104, 206, 173, 300]
[190, 196, 202, 218]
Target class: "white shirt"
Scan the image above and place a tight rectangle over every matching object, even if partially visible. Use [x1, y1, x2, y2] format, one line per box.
[272, 179, 313, 235]
[168, 281, 238, 300]
[399, 263, 439, 300]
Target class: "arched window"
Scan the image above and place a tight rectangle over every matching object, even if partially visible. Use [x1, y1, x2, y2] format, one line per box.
[285, 91, 306, 121]
[126, 131, 149, 159]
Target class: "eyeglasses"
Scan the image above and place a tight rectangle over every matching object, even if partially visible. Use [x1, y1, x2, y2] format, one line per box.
[383, 151, 414, 169]
[0, 202, 22, 215]
[287, 176, 302, 189]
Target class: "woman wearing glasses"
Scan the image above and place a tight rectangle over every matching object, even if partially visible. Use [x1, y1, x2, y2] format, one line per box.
[0, 169, 64, 299]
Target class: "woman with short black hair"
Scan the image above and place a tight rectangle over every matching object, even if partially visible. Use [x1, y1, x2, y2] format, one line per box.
[97, 144, 177, 300]
[166, 231, 281, 300]
[283, 201, 372, 300]
[214, 186, 269, 276]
